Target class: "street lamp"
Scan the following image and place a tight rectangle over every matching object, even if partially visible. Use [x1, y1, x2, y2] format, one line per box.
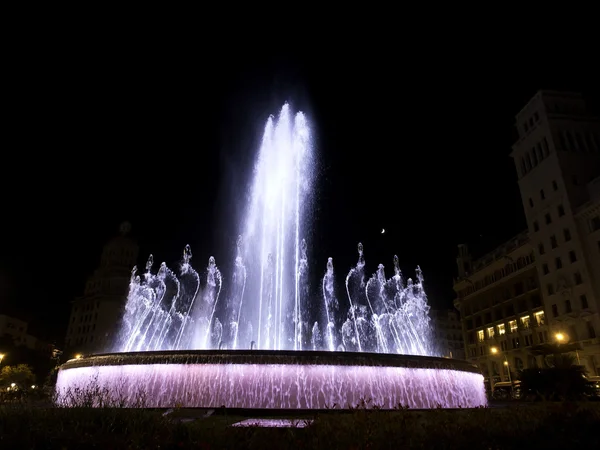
[0, 353, 4, 365]
[490, 346, 513, 396]
[554, 332, 580, 365]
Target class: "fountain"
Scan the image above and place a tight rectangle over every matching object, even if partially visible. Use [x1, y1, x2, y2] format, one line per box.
[56, 104, 486, 409]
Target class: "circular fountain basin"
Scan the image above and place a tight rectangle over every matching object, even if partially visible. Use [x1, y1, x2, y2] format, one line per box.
[55, 350, 487, 409]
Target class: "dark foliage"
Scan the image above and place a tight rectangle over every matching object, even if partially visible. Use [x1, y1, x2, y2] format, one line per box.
[1, 403, 599, 449]
[519, 357, 588, 401]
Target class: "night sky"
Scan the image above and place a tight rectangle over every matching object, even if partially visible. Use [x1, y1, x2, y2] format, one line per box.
[2, 32, 599, 343]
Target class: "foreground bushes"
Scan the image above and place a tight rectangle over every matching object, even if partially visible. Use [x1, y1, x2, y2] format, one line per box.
[1, 402, 599, 449]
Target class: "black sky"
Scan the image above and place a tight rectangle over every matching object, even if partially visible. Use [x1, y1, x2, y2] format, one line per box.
[2, 27, 599, 342]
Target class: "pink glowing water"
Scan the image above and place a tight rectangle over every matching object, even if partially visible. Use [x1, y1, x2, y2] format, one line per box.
[55, 363, 486, 409]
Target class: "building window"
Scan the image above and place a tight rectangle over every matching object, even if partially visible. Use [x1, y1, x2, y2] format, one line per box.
[515, 357, 524, 369]
[550, 236, 557, 249]
[533, 311, 545, 326]
[529, 198, 534, 207]
[555, 257, 562, 269]
[509, 320, 518, 333]
[569, 250, 577, 263]
[545, 213, 552, 225]
[477, 330, 484, 342]
[540, 189, 545, 200]
[512, 337, 520, 348]
[533, 221, 539, 232]
[538, 243, 545, 255]
[588, 322, 597, 339]
[552, 180, 558, 191]
[487, 327, 495, 338]
[569, 325, 578, 341]
[542, 264, 549, 275]
[557, 205, 565, 217]
[551, 304, 558, 317]
[574, 272, 583, 285]
[542, 137, 550, 155]
[524, 335, 533, 347]
[580, 294, 588, 309]
[565, 300, 572, 313]
[564, 228, 571, 242]
[497, 323, 506, 335]
[548, 284, 555, 295]
[520, 315, 530, 329]
[500, 340, 508, 351]
[538, 331, 545, 343]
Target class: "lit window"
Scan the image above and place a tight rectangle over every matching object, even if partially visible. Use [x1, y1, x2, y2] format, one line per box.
[509, 320, 518, 333]
[477, 330, 485, 342]
[520, 315, 530, 329]
[497, 323, 506, 335]
[534, 311, 545, 326]
[487, 327, 495, 339]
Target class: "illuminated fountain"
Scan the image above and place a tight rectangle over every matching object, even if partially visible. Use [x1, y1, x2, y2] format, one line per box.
[56, 104, 486, 409]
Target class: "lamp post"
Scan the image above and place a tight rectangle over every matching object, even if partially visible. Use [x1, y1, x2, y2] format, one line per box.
[491, 346, 514, 397]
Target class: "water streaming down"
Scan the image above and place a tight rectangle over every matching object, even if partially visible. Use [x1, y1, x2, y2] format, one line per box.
[60, 102, 488, 411]
[113, 103, 434, 357]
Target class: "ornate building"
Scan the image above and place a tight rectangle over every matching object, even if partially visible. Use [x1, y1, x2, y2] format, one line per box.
[453, 233, 547, 390]
[64, 222, 138, 355]
[454, 91, 600, 387]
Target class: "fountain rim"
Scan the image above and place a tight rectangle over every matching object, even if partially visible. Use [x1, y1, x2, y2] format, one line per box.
[59, 350, 481, 374]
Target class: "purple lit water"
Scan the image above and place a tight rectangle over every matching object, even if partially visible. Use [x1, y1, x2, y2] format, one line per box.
[56, 363, 485, 409]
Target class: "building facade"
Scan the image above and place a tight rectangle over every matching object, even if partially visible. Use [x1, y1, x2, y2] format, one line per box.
[454, 91, 600, 385]
[453, 232, 548, 389]
[64, 222, 138, 355]
[430, 309, 465, 360]
[0, 314, 39, 350]
[512, 90, 600, 376]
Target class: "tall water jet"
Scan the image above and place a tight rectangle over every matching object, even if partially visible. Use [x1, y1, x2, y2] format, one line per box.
[343, 243, 367, 352]
[322, 257, 337, 351]
[172, 245, 200, 349]
[239, 103, 313, 350]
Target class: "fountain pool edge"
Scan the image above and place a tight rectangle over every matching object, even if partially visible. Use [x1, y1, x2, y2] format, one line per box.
[56, 350, 487, 409]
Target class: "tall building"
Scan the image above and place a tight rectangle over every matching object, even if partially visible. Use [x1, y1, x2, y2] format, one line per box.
[430, 309, 465, 360]
[454, 91, 600, 384]
[512, 90, 600, 375]
[453, 232, 547, 389]
[64, 222, 138, 355]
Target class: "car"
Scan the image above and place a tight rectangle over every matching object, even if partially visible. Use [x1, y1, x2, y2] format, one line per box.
[492, 381, 521, 400]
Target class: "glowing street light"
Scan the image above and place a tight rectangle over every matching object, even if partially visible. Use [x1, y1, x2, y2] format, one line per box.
[555, 332, 565, 342]
[0, 353, 4, 364]
[490, 346, 513, 395]
[75, 354, 83, 360]
[554, 332, 580, 365]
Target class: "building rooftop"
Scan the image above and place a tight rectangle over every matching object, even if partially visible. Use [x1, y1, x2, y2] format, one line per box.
[469, 230, 529, 274]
